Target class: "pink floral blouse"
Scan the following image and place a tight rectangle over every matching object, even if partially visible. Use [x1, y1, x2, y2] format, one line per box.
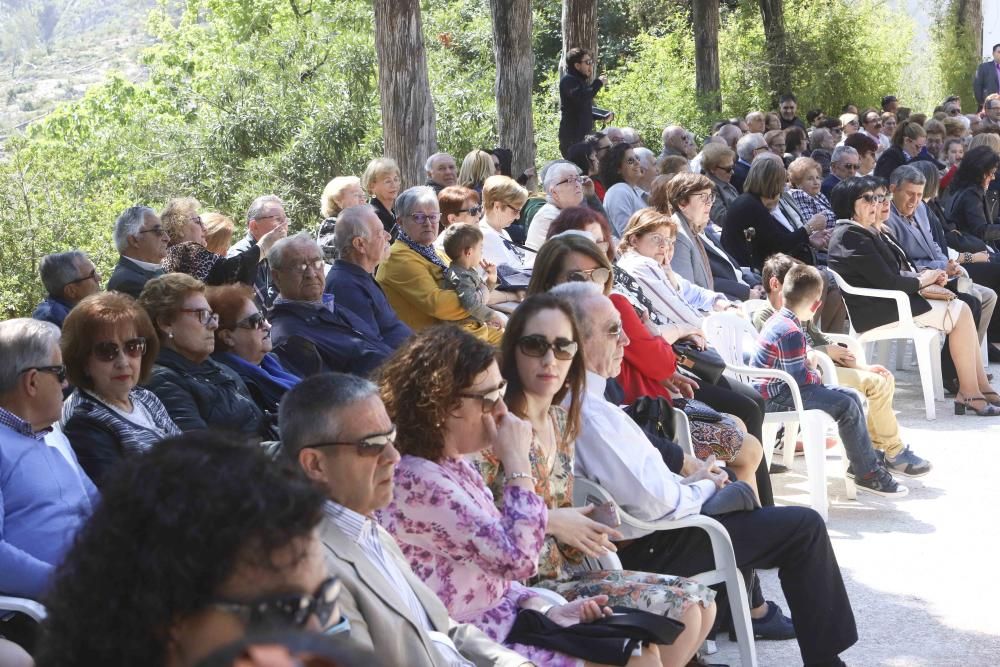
[377, 454, 549, 645]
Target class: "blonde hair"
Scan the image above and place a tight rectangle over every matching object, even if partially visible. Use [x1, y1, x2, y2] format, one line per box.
[361, 157, 400, 193]
[202, 212, 235, 255]
[320, 176, 362, 219]
[160, 197, 201, 245]
[969, 132, 1000, 154]
[458, 150, 496, 188]
[481, 175, 528, 211]
[787, 157, 822, 188]
[617, 208, 676, 256]
[137, 273, 206, 336]
[700, 142, 735, 172]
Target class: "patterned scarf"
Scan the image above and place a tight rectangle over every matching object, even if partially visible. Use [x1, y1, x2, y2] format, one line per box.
[613, 265, 664, 325]
[397, 228, 448, 269]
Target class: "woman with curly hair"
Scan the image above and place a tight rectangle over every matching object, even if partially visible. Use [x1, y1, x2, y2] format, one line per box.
[376, 326, 663, 667]
[599, 143, 646, 236]
[35, 432, 337, 667]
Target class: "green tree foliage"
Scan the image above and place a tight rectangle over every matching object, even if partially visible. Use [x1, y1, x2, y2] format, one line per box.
[931, 0, 979, 112]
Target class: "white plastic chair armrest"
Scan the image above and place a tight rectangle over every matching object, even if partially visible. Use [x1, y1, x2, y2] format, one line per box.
[526, 587, 570, 607]
[822, 332, 867, 365]
[0, 595, 46, 622]
[811, 350, 838, 385]
[830, 272, 916, 322]
[672, 408, 694, 456]
[722, 364, 808, 413]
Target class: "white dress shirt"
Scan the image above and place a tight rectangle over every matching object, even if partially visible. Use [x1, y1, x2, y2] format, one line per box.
[572, 371, 718, 540]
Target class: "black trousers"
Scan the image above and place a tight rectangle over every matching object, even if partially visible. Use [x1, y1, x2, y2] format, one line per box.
[619, 506, 858, 665]
[692, 376, 775, 507]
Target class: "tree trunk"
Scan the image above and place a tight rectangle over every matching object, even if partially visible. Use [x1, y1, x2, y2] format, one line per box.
[758, 0, 791, 105]
[561, 0, 597, 73]
[373, 0, 437, 189]
[957, 0, 983, 61]
[489, 0, 537, 179]
[692, 0, 721, 115]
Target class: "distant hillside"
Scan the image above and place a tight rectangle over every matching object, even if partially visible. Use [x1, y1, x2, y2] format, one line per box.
[0, 0, 159, 137]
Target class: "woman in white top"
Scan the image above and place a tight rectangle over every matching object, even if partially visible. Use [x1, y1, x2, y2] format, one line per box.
[480, 175, 531, 267]
[525, 162, 586, 250]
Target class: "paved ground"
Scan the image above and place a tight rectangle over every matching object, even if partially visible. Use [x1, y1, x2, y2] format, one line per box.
[711, 353, 1000, 667]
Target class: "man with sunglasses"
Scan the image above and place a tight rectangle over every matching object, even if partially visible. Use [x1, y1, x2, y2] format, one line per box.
[32, 251, 101, 328]
[821, 146, 861, 198]
[107, 205, 168, 298]
[282, 373, 527, 667]
[0, 319, 97, 607]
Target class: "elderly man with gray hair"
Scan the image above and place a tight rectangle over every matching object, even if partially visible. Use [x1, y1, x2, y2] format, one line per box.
[424, 152, 458, 193]
[266, 231, 396, 377]
[226, 194, 289, 309]
[524, 160, 586, 250]
[732, 133, 767, 193]
[0, 319, 97, 604]
[106, 205, 168, 298]
[821, 146, 860, 197]
[661, 124, 695, 160]
[32, 251, 101, 328]
[323, 205, 412, 348]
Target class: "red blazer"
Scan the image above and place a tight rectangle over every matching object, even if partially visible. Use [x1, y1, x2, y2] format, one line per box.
[610, 293, 678, 404]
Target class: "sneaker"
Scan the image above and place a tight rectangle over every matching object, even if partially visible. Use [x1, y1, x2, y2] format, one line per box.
[855, 464, 908, 497]
[846, 450, 885, 479]
[749, 601, 796, 640]
[885, 447, 932, 477]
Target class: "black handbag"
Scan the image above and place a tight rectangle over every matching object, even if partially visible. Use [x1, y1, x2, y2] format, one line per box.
[673, 397, 724, 423]
[507, 606, 685, 666]
[672, 341, 726, 384]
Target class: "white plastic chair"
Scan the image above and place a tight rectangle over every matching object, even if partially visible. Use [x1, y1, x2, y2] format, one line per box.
[702, 312, 856, 521]
[572, 477, 757, 667]
[0, 595, 46, 622]
[827, 269, 943, 420]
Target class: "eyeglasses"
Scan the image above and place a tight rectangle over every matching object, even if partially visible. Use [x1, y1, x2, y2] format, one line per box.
[580, 59, 594, 66]
[211, 576, 342, 630]
[858, 193, 888, 204]
[692, 191, 716, 203]
[255, 214, 288, 224]
[458, 205, 483, 217]
[279, 259, 324, 275]
[136, 226, 168, 237]
[715, 164, 734, 173]
[180, 308, 220, 327]
[841, 163, 860, 171]
[556, 176, 584, 187]
[235, 312, 269, 331]
[409, 213, 441, 225]
[457, 380, 507, 413]
[304, 426, 397, 457]
[606, 322, 624, 339]
[644, 234, 675, 247]
[19, 365, 66, 383]
[565, 267, 611, 285]
[517, 334, 578, 361]
[505, 204, 523, 216]
[93, 337, 147, 362]
[947, 108, 961, 116]
[65, 269, 100, 286]
[623, 157, 640, 166]
[190, 215, 204, 228]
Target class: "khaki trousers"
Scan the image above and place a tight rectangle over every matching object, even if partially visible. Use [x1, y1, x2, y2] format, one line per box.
[834, 366, 905, 458]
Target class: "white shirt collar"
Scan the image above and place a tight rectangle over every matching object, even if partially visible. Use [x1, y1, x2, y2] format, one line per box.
[123, 255, 165, 271]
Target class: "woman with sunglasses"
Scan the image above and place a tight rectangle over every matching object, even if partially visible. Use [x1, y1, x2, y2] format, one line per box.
[207, 285, 301, 417]
[474, 295, 717, 667]
[700, 142, 739, 223]
[138, 273, 270, 434]
[479, 175, 532, 271]
[60, 292, 180, 486]
[600, 143, 648, 237]
[36, 432, 342, 667]
[828, 177, 1000, 416]
[378, 326, 663, 667]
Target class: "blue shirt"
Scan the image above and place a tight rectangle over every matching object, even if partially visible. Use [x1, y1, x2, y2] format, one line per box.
[323, 260, 412, 348]
[0, 414, 97, 598]
[31, 297, 73, 329]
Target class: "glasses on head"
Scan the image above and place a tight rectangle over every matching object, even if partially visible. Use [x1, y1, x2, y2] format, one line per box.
[858, 193, 888, 204]
[565, 267, 611, 285]
[458, 205, 483, 217]
[180, 308, 220, 327]
[305, 426, 397, 457]
[136, 226, 168, 237]
[517, 334, 579, 361]
[65, 269, 100, 286]
[644, 233, 675, 247]
[235, 312, 268, 331]
[93, 337, 147, 362]
[211, 576, 342, 630]
[556, 176, 584, 187]
[458, 381, 507, 414]
[19, 365, 67, 383]
[409, 212, 441, 225]
[281, 259, 324, 275]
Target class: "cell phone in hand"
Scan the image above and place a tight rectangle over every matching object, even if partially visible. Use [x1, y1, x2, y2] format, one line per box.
[585, 496, 621, 527]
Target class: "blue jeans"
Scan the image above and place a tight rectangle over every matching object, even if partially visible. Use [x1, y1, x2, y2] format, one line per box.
[766, 383, 879, 476]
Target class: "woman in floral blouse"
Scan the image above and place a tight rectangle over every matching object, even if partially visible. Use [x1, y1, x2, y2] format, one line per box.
[474, 294, 717, 667]
[377, 325, 663, 667]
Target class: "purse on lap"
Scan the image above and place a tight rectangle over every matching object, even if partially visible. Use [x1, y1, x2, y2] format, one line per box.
[671, 341, 726, 384]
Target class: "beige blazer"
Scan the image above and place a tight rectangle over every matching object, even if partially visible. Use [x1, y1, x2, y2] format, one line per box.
[318, 516, 529, 667]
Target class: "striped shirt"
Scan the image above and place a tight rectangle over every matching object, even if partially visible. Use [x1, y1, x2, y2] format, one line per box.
[750, 307, 822, 400]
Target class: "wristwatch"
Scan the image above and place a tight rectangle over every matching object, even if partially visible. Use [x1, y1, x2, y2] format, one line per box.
[964, 252, 973, 263]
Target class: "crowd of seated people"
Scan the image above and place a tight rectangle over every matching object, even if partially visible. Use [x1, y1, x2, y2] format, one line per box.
[10, 83, 1000, 667]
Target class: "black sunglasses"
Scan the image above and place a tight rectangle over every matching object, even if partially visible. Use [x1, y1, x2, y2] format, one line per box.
[19, 365, 66, 383]
[65, 269, 100, 286]
[517, 334, 578, 361]
[235, 312, 268, 331]
[458, 205, 483, 217]
[458, 381, 508, 413]
[93, 337, 147, 362]
[304, 426, 397, 457]
[211, 576, 342, 630]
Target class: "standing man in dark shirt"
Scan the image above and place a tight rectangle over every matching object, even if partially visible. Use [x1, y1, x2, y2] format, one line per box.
[559, 48, 608, 158]
[227, 194, 288, 310]
[974, 44, 1000, 110]
[778, 93, 807, 131]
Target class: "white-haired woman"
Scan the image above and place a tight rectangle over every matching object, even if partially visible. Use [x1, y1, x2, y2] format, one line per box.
[525, 162, 586, 250]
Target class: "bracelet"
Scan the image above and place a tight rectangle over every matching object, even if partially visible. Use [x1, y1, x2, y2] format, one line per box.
[538, 603, 555, 617]
[507, 471, 536, 484]
[964, 252, 973, 263]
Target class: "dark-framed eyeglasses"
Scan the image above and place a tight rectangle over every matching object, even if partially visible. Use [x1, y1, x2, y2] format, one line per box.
[458, 205, 483, 217]
[715, 164, 735, 173]
[556, 176, 584, 187]
[190, 215, 204, 228]
[93, 337, 147, 362]
[304, 426, 397, 457]
[136, 226, 168, 237]
[235, 312, 269, 331]
[409, 212, 441, 225]
[457, 380, 507, 414]
[180, 308, 220, 327]
[858, 193, 888, 204]
[692, 191, 716, 204]
[517, 334, 578, 361]
[65, 269, 101, 286]
[211, 576, 342, 630]
[565, 267, 611, 285]
[19, 365, 67, 383]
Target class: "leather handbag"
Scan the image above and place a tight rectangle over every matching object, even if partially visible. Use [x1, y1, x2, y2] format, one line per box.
[671, 341, 726, 384]
[918, 284, 956, 301]
[673, 397, 724, 423]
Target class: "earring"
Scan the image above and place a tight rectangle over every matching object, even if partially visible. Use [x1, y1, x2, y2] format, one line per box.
[167, 331, 174, 339]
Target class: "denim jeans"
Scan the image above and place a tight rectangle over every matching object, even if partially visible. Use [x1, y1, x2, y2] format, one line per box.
[766, 383, 879, 476]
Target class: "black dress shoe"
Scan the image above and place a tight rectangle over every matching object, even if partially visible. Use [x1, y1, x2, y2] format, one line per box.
[769, 462, 788, 474]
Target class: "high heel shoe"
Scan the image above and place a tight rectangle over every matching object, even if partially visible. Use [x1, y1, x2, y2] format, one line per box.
[981, 391, 1000, 407]
[954, 394, 1000, 416]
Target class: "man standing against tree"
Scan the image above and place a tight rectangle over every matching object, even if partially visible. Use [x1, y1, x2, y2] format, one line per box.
[778, 93, 807, 131]
[558, 48, 608, 157]
[974, 44, 1000, 110]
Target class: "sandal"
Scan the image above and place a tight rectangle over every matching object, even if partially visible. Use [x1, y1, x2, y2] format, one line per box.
[955, 393, 1000, 416]
[982, 391, 1000, 407]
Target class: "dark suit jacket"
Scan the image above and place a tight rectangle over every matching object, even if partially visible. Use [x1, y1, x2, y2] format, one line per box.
[721, 193, 814, 270]
[974, 60, 1000, 107]
[702, 227, 759, 301]
[945, 184, 1000, 242]
[371, 197, 396, 235]
[268, 298, 395, 378]
[731, 159, 751, 194]
[827, 221, 931, 332]
[106, 257, 164, 299]
[820, 173, 841, 199]
[558, 69, 603, 152]
[324, 260, 412, 349]
[873, 145, 908, 181]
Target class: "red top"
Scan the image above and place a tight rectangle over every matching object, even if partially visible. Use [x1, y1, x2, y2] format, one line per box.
[610, 293, 678, 404]
[593, 178, 607, 202]
[939, 164, 958, 192]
